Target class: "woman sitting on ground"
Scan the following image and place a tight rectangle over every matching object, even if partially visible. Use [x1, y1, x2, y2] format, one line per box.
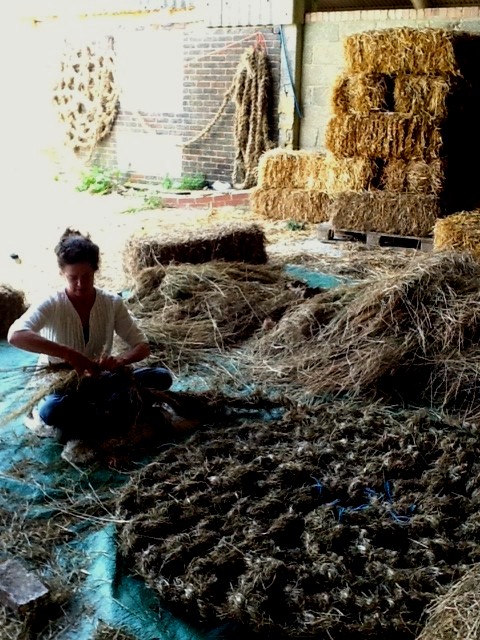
[7, 227, 173, 444]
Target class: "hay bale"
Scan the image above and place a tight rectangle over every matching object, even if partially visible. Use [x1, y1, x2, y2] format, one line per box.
[381, 159, 445, 195]
[328, 192, 441, 237]
[325, 113, 443, 161]
[433, 210, 480, 259]
[324, 153, 379, 194]
[331, 73, 392, 115]
[417, 564, 480, 640]
[250, 187, 330, 223]
[394, 74, 453, 119]
[0, 285, 26, 339]
[344, 28, 466, 75]
[257, 149, 326, 189]
[123, 222, 267, 278]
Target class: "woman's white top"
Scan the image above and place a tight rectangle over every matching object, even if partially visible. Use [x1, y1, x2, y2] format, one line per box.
[8, 288, 147, 367]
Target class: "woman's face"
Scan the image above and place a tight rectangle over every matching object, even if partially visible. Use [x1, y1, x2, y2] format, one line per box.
[62, 262, 96, 300]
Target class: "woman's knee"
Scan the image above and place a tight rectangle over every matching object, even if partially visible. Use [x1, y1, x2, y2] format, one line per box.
[133, 366, 173, 390]
[38, 393, 71, 426]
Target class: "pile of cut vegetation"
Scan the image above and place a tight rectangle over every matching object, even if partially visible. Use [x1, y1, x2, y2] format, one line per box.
[243, 251, 480, 419]
[126, 261, 305, 373]
[116, 400, 480, 639]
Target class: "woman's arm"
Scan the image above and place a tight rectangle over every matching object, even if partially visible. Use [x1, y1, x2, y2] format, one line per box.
[8, 329, 98, 375]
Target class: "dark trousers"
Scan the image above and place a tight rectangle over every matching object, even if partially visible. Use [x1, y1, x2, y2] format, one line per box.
[38, 367, 173, 443]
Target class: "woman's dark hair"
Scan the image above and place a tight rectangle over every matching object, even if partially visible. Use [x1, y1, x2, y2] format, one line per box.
[55, 228, 100, 271]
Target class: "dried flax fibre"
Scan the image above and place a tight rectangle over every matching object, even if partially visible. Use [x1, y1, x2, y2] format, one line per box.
[122, 222, 268, 280]
[240, 251, 480, 420]
[115, 398, 480, 639]
[126, 260, 307, 372]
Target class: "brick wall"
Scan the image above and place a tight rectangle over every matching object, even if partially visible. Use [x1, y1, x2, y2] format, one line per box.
[94, 24, 281, 186]
[301, 7, 480, 153]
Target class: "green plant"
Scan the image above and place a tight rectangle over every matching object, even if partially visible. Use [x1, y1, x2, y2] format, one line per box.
[286, 220, 307, 231]
[121, 190, 164, 215]
[161, 173, 207, 191]
[175, 173, 207, 190]
[76, 165, 125, 195]
[162, 175, 173, 190]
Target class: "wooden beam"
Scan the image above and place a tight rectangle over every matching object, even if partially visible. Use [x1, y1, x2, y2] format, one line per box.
[410, 0, 430, 9]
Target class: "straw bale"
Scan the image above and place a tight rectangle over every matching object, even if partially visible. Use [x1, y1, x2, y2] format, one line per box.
[328, 192, 441, 237]
[433, 210, 480, 260]
[344, 27, 464, 75]
[417, 564, 480, 640]
[331, 73, 392, 115]
[257, 148, 326, 189]
[382, 159, 445, 195]
[0, 285, 26, 339]
[325, 113, 443, 161]
[250, 187, 330, 223]
[123, 222, 267, 279]
[394, 74, 452, 118]
[324, 153, 379, 194]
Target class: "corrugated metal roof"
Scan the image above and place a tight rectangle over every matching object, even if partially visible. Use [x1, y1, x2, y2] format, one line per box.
[310, 0, 480, 10]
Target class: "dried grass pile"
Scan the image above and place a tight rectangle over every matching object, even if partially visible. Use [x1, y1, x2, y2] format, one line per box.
[324, 27, 480, 235]
[417, 564, 480, 640]
[126, 261, 304, 372]
[328, 192, 440, 237]
[116, 400, 480, 638]
[0, 285, 26, 338]
[433, 210, 480, 260]
[250, 187, 330, 223]
[242, 251, 480, 418]
[123, 222, 267, 279]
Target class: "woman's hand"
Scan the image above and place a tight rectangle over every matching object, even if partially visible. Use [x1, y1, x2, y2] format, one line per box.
[96, 354, 126, 372]
[65, 350, 99, 376]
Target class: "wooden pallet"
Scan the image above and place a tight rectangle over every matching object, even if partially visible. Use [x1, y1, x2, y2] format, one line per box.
[317, 223, 433, 252]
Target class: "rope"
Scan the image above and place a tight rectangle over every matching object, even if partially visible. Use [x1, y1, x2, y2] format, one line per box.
[183, 44, 273, 189]
[52, 36, 119, 159]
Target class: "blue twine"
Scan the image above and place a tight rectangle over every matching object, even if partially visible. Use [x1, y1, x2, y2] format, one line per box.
[314, 479, 416, 526]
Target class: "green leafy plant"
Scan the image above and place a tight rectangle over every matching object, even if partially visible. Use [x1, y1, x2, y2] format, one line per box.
[161, 173, 207, 191]
[121, 190, 164, 215]
[286, 220, 307, 231]
[76, 166, 125, 195]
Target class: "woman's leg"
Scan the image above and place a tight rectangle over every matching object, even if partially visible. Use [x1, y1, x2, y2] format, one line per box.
[38, 393, 75, 427]
[133, 366, 173, 390]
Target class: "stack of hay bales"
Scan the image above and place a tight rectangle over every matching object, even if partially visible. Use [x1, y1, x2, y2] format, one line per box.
[324, 27, 478, 238]
[250, 148, 331, 224]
